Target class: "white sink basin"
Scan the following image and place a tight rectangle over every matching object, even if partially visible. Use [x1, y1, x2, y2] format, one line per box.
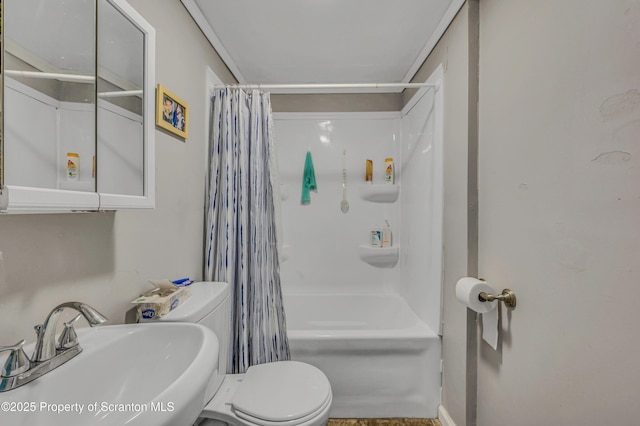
[0, 323, 219, 425]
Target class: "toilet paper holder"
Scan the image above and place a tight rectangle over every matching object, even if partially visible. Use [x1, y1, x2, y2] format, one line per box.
[478, 289, 517, 309]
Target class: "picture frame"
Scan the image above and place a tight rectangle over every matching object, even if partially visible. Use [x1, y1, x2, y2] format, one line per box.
[156, 84, 189, 139]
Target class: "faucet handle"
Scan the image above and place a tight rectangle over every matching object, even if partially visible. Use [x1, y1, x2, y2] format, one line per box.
[57, 314, 82, 350]
[0, 339, 31, 377]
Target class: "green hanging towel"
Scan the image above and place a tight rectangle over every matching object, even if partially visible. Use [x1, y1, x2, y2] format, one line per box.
[301, 151, 317, 204]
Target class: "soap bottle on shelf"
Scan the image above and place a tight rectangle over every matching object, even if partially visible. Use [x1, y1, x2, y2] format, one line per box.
[381, 219, 392, 248]
[370, 225, 382, 247]
[384, 158, 394, 184]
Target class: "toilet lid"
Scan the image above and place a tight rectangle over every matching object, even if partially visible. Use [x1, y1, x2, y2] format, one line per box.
[232, 361, 331, 423]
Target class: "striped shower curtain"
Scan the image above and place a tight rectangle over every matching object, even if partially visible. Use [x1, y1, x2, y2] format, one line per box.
[205, 88, 290, 374]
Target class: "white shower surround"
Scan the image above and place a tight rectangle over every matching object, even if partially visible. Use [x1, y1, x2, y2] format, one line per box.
[274, 112, 403, 295]
[273, 66, 443, 418]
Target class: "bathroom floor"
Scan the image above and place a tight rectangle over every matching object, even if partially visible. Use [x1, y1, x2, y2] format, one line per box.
[328, 419, 441, 426]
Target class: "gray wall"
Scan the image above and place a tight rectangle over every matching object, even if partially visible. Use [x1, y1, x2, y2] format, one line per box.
[407, 3, 473, 425]
[0, 0, 235, 342]
[410, 1, 640, 424]
[475, 1, 640, 425]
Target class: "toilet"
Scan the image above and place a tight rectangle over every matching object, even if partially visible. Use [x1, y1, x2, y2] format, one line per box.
[141, 281, 332, 426]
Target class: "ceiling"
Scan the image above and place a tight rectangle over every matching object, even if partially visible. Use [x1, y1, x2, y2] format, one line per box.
[181, 0, 464, 92]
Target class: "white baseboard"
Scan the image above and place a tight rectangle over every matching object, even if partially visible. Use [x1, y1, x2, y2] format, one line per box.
[438, 405, 456, 426]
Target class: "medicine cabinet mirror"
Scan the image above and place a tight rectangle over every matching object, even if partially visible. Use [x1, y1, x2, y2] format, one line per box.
[0, 0, 155, 213]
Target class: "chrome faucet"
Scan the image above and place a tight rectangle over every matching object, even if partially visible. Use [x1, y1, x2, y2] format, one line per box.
[32, 302, 107, 362]
[0, 302, 107, 392]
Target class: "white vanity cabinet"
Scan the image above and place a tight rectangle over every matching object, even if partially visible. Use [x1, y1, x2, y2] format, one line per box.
[0, 0, 156, 213]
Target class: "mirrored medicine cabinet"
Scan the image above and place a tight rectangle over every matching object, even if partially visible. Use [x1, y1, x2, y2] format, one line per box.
[0, 0, 155, 213]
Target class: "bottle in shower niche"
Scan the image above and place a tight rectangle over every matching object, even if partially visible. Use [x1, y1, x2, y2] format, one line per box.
[67, 152, 79, 181]
[370, 225, 382, 247]
[384, 158, 394, 184]
[381, 219, 392, 248]
[365, 159, 373, 183]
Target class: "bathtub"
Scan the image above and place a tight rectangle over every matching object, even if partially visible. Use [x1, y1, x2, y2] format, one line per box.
[283, 293, 441, 418]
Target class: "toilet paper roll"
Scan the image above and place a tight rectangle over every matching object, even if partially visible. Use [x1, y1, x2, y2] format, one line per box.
[455, 277, 497, 313]
[456, 277, 499, 350]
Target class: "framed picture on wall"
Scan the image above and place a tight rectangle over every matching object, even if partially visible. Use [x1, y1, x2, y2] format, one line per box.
[156, 84, 189, 139]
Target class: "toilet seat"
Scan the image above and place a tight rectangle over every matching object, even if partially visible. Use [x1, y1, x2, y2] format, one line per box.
[234, 391, 332, 426]
[232, 361, 332, 425]
[201, 360, 332, 426]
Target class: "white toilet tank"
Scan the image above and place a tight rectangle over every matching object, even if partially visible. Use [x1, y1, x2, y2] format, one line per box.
[141, 282, 231, 396]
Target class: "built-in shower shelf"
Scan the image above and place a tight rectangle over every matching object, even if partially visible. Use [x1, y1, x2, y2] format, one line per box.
[358, 245, 399, 267]
[358, 184, 399, 203]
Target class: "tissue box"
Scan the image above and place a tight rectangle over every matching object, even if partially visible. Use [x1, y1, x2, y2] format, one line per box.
[131, 281, 192, 320]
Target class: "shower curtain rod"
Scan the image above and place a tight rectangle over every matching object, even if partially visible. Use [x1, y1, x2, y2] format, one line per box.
[215, 82, 438, 91]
